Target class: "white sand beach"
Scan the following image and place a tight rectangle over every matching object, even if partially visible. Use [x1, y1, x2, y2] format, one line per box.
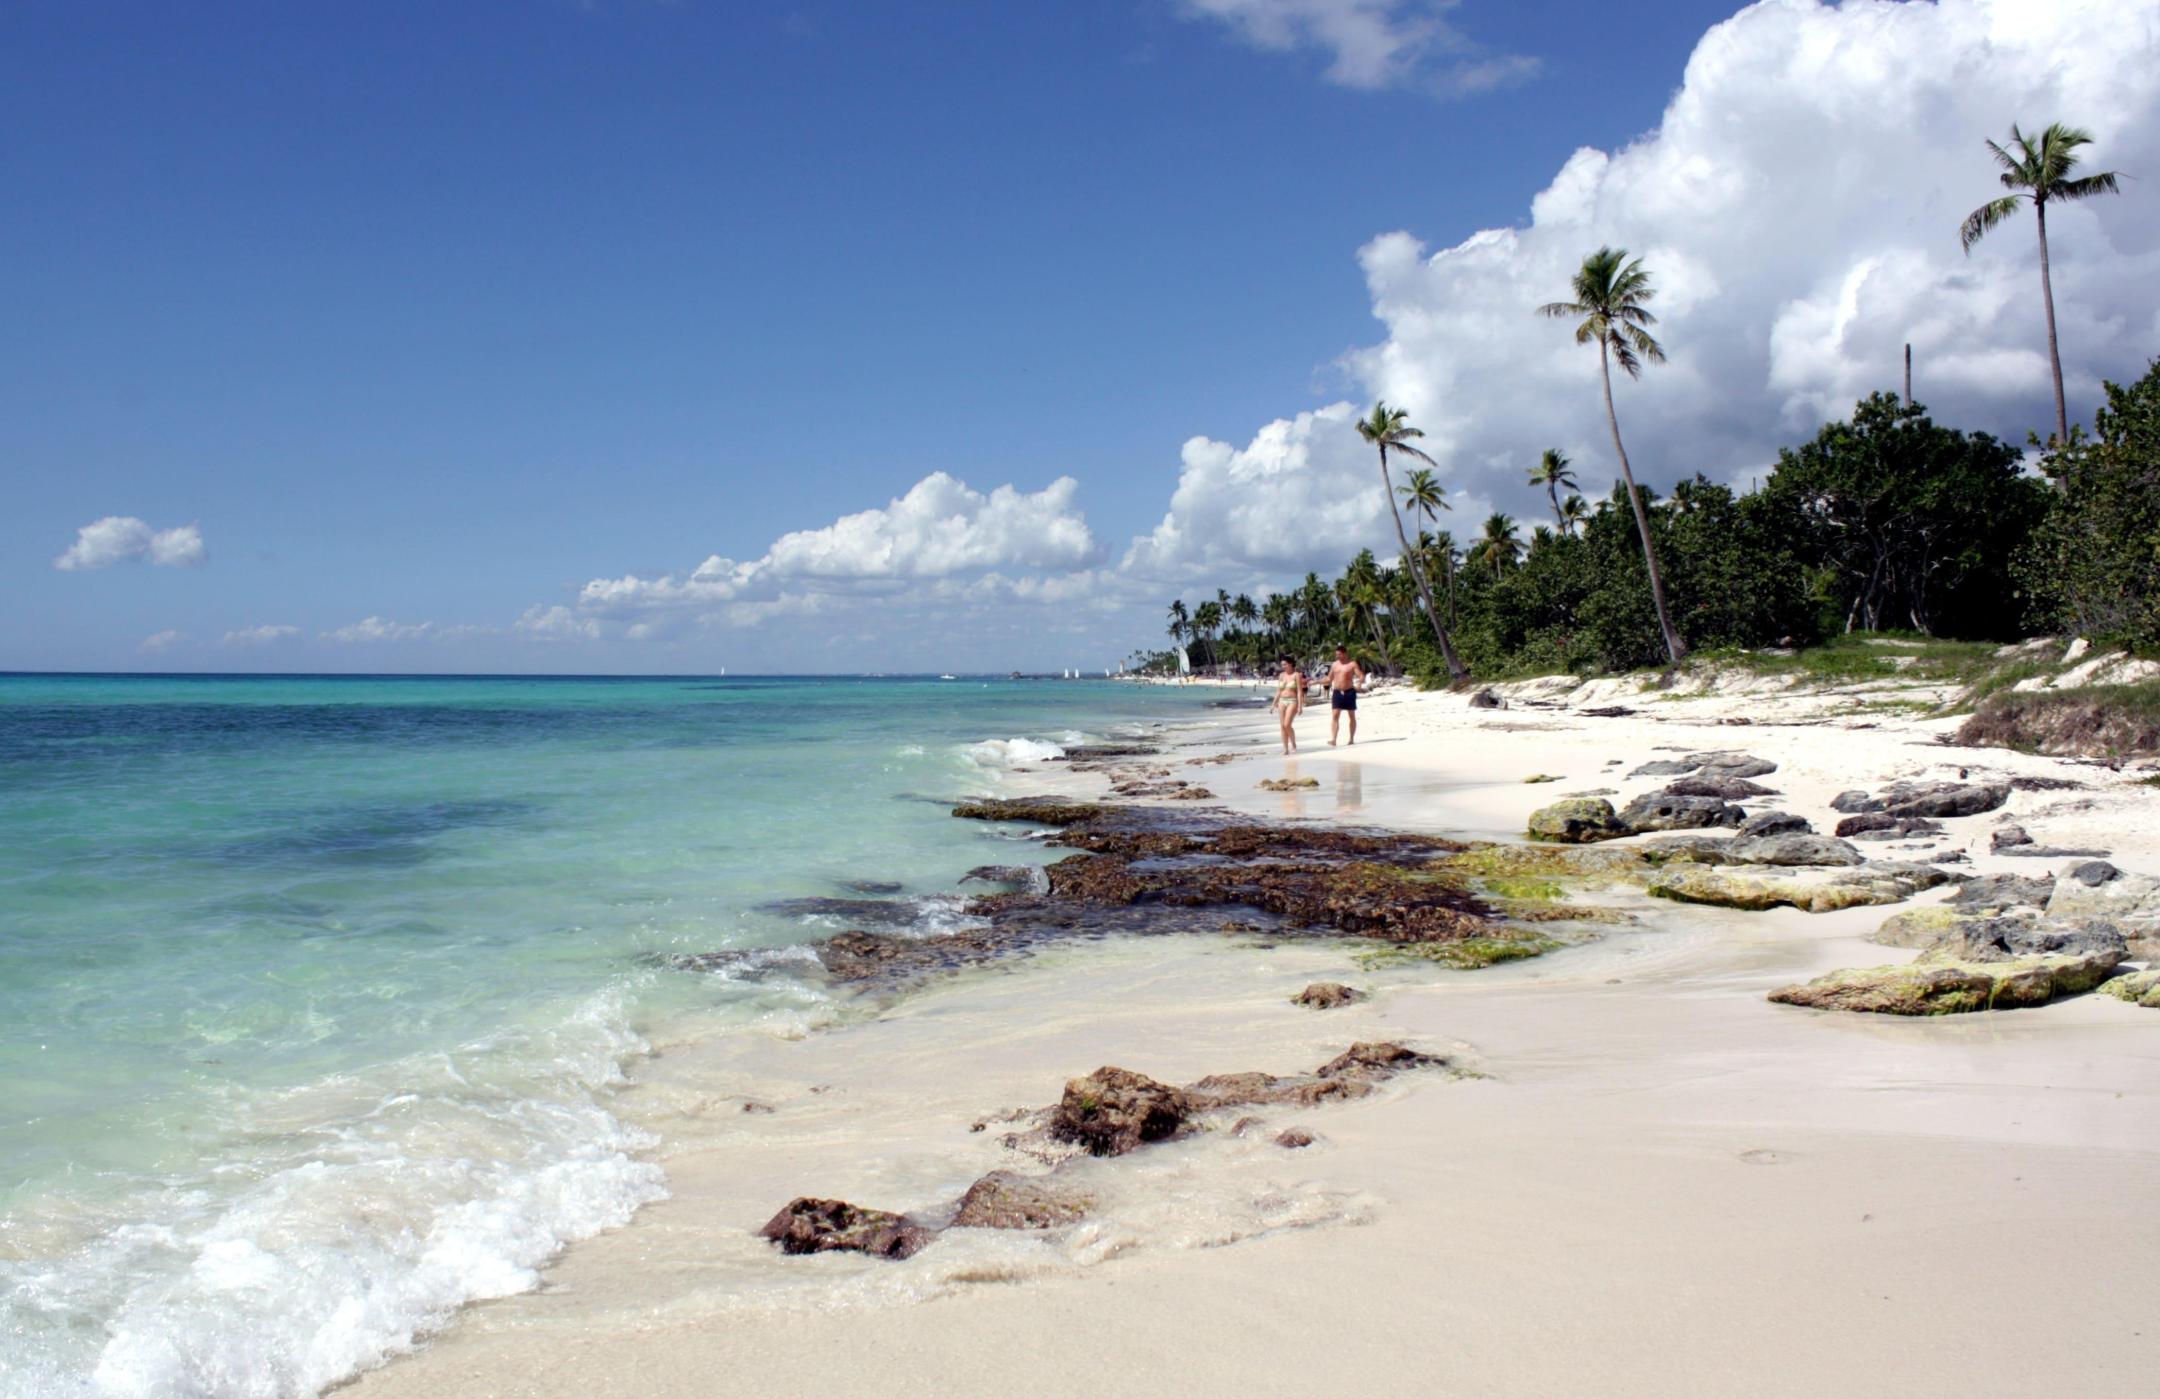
[352, 671, 2160, 1398]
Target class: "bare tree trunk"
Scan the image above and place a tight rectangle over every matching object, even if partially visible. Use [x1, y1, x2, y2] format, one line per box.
[1547, 481, 1563, 530]
[2036, 200, 2069, 444]
[1600, 342, 1688, 663]
[1378, 445, 1469, 681]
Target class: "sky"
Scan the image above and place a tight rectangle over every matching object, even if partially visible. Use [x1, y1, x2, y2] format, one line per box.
[7, 0, 2159, 674]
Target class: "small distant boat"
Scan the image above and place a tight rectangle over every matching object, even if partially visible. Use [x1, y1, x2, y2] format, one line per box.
[940, 674, 957, 681]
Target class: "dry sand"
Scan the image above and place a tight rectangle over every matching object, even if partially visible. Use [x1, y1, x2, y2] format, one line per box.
[351, 672, 2160, 1398]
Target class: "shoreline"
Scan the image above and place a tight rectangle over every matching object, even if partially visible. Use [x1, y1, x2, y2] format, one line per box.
[351, 675, 2160, 1398]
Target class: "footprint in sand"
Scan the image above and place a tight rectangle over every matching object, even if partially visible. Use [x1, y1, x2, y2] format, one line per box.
[1738, 1148, 1791, 1165]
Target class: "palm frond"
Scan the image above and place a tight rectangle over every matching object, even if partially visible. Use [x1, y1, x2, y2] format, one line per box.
[2056, 171, 2122, 201]
[1960, 194, 2023, 252]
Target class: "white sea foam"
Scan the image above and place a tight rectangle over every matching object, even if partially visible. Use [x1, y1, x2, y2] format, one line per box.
[2, 991, 667, 1399]
[964, 737, 1065, 768]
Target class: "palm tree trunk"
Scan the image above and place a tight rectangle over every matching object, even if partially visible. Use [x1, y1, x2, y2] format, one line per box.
[2036, 199, 2069, 444]
[1547, 482, 1563, 529]
[1600, 341, 1688, 664]
[1378, 445, 1468, 681]
[1366, 610, 1389, 666]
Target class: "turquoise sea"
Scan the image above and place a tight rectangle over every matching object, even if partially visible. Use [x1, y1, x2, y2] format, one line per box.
[0, 673, 1226, 1397]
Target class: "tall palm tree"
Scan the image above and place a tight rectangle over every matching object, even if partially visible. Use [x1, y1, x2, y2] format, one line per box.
[1261, 593, 1293, 648]
[1960, 122, 2121, 444]
[1539, 247, 1688, 664]
[1526, 449, 1578, 530]
[1356, 403, 1468, 681]
[1558, 493, 1590, 536]
[1232, 593, 1259, 632]
[1474, 512, 1521, 579]
[1166, 599, 1189, 650]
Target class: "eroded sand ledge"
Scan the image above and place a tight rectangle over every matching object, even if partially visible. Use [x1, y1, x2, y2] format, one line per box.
[352, 677, 2160, 1399]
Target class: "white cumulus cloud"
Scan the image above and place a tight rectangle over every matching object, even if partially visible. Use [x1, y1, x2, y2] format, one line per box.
[140, 629, 186, 653]
[221, 624, 300, 646]
[578, 472, 1102, 621]
[1177, 0, 1536, 94]
[54, 517, 206, 571]
[1140, 0, 2160, 565]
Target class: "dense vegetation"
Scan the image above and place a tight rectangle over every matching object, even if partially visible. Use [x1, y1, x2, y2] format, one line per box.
[1143, 363, 2160, 684]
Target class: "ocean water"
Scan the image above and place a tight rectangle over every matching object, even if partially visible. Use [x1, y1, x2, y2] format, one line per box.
[0, 673, 1227, 1397]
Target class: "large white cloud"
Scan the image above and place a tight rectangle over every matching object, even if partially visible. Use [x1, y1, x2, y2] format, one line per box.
[1137, 0, 2160, 576]
[579, 472, 1102, 622]
[54, 517, 205, 571]
[1178, 0, 1537, 94]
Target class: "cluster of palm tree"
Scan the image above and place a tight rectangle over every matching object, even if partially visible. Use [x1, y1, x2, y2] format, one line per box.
[1156, 119, 2120, 683]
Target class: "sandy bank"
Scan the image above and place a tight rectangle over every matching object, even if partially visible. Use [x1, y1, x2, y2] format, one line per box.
[352, 674, 2160, 1399]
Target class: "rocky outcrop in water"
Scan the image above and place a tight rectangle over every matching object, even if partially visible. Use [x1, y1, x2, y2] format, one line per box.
[1048, 1067, 1194, 1157]
[949, 1171, 1092, 1229]
[1293, 981, 1366, 1009]
[1646, 861, 1947, 913]
[760, 1198, 935, 1259]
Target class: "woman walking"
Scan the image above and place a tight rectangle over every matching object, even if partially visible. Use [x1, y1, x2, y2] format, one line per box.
[1270, 656, 1305, 754]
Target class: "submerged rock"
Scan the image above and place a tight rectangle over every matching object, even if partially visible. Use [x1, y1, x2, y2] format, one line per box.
[1259, 777, 1320, 791]
[1292, 981, 1367, 1009]
[950, 1171, 1091, 1229]
[959, 864, 1041, 889]
[1618, 791, 1745, 833]
[1526, 797, 1629, 843]
[1274, 1127, 1317, 1149]
[1186, 1071, 1374, 1109]
[1769, 950, 2121, 1015]
[760, 1198, 935, 1259]
[1048, 1067, 1193, 1157]
[1317, 1041, 1445, 1079]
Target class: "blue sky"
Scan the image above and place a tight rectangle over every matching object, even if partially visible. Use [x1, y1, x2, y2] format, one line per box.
[9, 1, 2156, 672]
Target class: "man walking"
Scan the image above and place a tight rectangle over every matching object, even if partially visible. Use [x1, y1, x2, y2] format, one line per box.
[1326, 645, 1365, 746]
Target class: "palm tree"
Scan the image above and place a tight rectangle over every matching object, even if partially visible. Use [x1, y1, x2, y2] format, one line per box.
[1526, 449, 1578, 530]
[1356, 403, 1468, 681]
[1397, 467, 1450, 532]
[1474, 512, 1521, 579]
[1539, 247, 1688, 663]
[1558, 493, 1589, 536]
[1960, 122, 2121, 444]
[1166, 599, 1189, 650]
[1261, 593, 1293, 648]
[1191, 600, 1222, 665]
[1232, 593, 1258, 632]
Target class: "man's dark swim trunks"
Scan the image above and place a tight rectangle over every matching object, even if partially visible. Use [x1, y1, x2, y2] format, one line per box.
[1331, 689, 1357, 711]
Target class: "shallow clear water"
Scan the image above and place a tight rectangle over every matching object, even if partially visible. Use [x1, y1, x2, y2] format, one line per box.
[0, 673, 1227, 1397]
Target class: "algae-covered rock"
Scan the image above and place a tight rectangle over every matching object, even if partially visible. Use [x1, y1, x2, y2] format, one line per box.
[952, 796, 1111, 825]
[1047, 1067, 1192, 1157]
[1440, 843, 1653, 881]
[1292, 981, 1366, 1009]
[760, 1198, 935, 1259]
[950, 1171, 1091, 1229]
[1527, 797, 1628, 843]
[1647, 862, 1946, 914]
[1769, 951, 2120, 1015]
[1259, 777, 1320, 791]
[1869, 903, 1971, 949]
[2102, 969, 2160, 1009]
[1929, 915, 2126, 964]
